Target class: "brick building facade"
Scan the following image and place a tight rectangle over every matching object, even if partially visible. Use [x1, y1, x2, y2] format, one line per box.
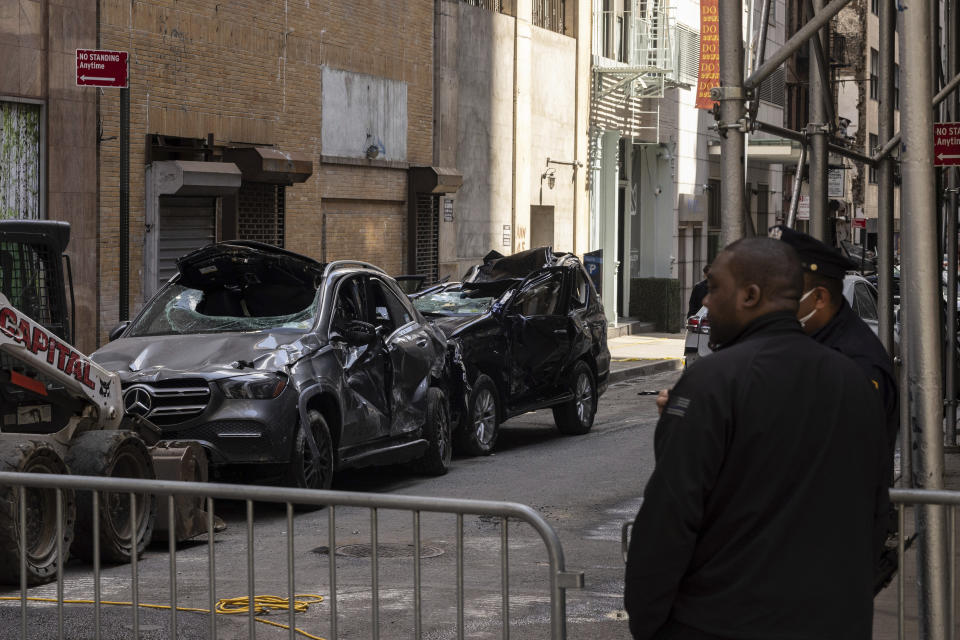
[97, 0, 433, 344]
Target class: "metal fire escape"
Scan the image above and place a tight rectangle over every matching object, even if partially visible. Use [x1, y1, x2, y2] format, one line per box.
[590, 1, 678, 146]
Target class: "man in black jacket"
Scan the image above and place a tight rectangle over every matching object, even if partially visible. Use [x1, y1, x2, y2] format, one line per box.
[687, 265, 710, 318]
[624, 238, 889, 640]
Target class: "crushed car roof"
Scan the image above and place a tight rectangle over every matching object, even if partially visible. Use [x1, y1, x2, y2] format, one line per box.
[464, 246, 559, 283]
[175, 241, 325, 290]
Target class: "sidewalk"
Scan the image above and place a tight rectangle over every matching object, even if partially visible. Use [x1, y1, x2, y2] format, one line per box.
[607, 332, 685, 383]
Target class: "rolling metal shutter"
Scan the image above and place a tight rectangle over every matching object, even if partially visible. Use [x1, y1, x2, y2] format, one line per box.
[157, 196, 216, 291]
[415, 194, 439, 282]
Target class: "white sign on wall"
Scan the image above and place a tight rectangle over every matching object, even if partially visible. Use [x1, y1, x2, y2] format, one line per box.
[797, 195, 810, 220]
[828, 168, 845, 198]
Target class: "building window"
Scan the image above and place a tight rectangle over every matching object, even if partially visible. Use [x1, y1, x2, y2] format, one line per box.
[870, 49, 879, 100]
[0, 101, 42, 220]
[871, 0, 879, 16]
[869, 134, 878, 183]
[460, 0, 503, 11]
[533, 0, 566, 34]
[894, 63, 900, 110]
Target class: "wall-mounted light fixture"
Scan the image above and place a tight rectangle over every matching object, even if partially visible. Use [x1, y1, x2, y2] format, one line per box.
[541, 168, 557, 189]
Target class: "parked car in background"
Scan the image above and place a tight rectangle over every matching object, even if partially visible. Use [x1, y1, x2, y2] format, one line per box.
[684, 273, 895, 366]
[411, 247, 611, 455]
[93, 242, 452, 490]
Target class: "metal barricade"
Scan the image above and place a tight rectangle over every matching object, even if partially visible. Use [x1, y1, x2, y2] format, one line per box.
[0, 470, 584, 640]
[888, 488, 960, 640]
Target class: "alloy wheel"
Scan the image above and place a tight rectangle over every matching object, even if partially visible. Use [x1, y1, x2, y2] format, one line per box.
[575, 372, 593, 425]
[473, 389, 497, 446]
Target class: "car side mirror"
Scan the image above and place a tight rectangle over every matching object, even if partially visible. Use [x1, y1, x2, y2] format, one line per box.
[108, 321, 130, 342]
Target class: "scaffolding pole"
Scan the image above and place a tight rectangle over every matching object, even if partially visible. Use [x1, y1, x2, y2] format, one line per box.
[877, 0, 896, 357]
[901, 0, 950, 635]
[786, 143, 807, 229]
[718, 0, 745, 246]
[808, 0, 829, 241]
[744, 0, 852, 90]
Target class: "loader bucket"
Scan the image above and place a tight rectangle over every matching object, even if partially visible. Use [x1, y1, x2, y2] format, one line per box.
[149, 441, 225, 541]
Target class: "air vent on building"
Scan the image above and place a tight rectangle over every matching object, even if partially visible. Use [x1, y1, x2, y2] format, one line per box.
[238, 183, 285, 248]
[676, 25, 700, 87]
[757, 67, 786, 107]
[414, 194, 440, 282]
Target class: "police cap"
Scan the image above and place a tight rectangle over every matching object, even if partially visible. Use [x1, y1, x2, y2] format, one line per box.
[768, 224, 857, 280]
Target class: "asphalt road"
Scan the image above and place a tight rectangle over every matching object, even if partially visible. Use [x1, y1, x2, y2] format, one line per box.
[0, 370, 679, 640]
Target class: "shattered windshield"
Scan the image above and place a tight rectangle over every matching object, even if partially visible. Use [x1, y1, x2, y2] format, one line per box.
[414, 281, 519, 316]
[126, 283, 319, 336]
[413, 285, 499, 316]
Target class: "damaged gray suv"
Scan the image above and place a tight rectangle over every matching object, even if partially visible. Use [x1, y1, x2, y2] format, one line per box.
[92, 242, 452, 489]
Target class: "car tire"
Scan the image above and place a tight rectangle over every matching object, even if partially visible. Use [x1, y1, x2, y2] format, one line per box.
[552, 360, 597, 435]
[457, 374, 500, 456]
[286, 410, 335, 503]
[67, 431, 157, 564]
[0, 440, 76, 586]
[410, 387, 453, 476]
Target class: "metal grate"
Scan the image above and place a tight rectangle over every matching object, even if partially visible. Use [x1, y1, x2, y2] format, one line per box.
[757, 67, 785, 107]
[415, 194, 440, 282]
[460, 0, 502, 12]
[533, 0, 565, 33]
[238, 182, 285, 248]
[0, 240, 64, 334]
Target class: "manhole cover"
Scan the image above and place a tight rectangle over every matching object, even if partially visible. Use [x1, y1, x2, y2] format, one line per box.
[312, 543, 445, 559]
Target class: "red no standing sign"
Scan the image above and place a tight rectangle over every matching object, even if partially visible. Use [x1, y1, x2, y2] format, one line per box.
[76, 49, 128, 88]
[935, 122, 960, 166]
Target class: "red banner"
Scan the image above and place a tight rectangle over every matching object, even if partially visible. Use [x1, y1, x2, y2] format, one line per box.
[696, 0, 720, 109]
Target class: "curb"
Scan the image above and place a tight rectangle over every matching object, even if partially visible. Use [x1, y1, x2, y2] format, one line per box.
[608, 358, 684, 384]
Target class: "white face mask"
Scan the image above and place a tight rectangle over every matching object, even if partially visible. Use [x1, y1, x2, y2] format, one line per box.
[798, 288, 817, 327]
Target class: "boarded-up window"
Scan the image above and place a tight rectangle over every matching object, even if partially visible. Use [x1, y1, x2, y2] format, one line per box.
[0, 102, 41, 220]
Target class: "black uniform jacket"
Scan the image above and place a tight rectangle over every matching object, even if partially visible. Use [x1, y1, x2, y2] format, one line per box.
[811, 298, 898, 465]
[624, 311, 889, 640]
[688, 279, 709, 318]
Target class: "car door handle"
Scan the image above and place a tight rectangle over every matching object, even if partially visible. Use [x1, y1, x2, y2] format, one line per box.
[553, 329, 567, 335]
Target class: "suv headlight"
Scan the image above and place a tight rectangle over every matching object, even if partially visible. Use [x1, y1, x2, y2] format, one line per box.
[219, 373, 288, 399]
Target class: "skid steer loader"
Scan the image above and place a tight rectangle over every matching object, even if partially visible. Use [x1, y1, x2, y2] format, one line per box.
[0, 220, 213, 586]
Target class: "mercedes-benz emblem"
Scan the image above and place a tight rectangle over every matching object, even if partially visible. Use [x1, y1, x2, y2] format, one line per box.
[123, 385, 153, 418]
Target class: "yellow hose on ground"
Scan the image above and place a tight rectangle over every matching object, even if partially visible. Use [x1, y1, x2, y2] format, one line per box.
[0, 594, 327, 640]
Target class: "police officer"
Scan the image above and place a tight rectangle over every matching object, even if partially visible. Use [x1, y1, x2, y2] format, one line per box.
[768, 224, 898, 465]
[625, 238, 889, 640]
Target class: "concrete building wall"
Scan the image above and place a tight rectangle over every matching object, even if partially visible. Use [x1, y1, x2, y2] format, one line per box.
[0, 0, 99, 352]
[451, 7, 517, 275]
[436, 2, 587, 280]
[529, 27, 577, 253]
[98, 0, 432, 344]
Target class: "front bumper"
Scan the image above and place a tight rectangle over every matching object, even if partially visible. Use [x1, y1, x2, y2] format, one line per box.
[122, 379, 299, 466]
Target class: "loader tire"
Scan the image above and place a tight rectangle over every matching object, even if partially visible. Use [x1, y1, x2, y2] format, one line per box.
[0, 440, 76, 586]
[67, 431, 157, 564]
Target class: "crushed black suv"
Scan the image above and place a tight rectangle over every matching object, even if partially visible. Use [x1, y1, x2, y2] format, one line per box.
[92, 242, 452, 489]
[411, 247, 610, 455]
